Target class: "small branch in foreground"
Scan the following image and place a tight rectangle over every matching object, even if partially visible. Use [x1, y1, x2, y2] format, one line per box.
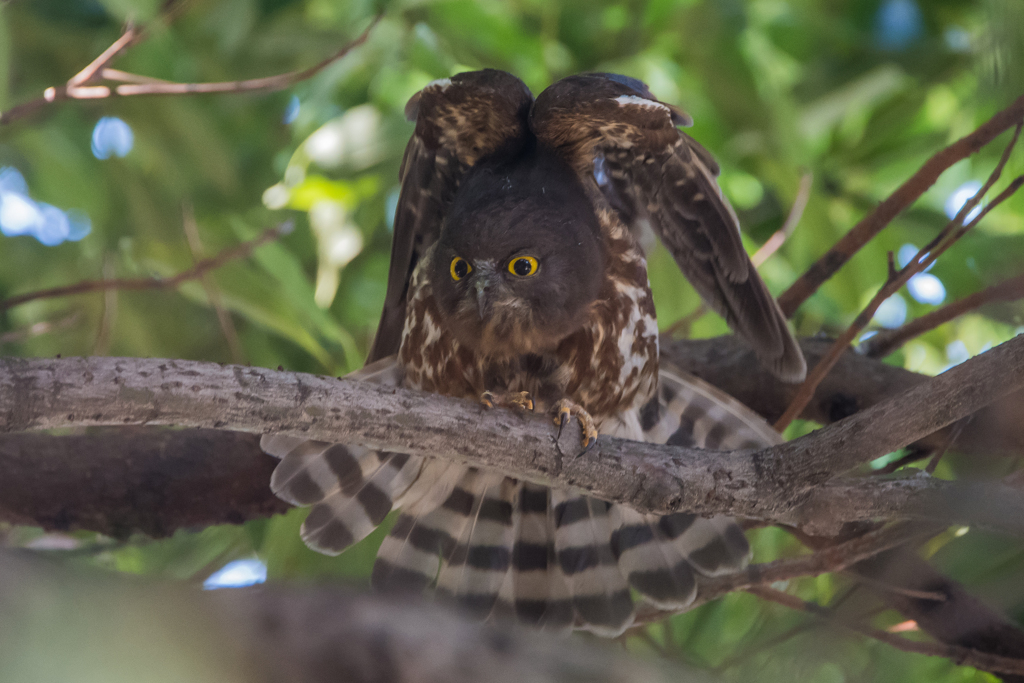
[0, 221, 291, 312]
[747, 586, 1024, 677]
[0, 15, 379, 125]
[863, 272, 1024, 358]
[777, 94, 1024, 318]
[773, 126, 1024, 432]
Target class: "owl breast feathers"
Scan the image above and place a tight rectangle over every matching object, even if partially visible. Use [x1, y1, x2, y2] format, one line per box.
[263, 70, 804, 635]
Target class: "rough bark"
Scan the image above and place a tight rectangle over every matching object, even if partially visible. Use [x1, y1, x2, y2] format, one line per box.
[1, 334, 1023, 533]
[0, 428, 287, 538]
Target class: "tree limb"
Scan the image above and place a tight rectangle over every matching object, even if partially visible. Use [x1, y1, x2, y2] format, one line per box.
[777, 93, 1024, 317]
[2, 334, 1023, 531]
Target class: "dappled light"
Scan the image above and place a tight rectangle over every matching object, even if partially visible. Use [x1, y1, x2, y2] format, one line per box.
[1, 1, 1023, 681]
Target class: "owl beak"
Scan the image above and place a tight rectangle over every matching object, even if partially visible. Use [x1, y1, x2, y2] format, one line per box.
[474, 278, 491, 320]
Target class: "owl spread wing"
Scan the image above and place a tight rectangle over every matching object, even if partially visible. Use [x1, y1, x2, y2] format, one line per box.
[366, 70, 535, 363]
[530, 73, 807, 383]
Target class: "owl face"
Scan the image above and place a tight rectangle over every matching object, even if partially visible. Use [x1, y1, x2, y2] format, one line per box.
[428, 152, 605, 360]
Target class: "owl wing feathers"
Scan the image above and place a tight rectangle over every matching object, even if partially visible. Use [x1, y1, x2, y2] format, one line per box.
[367, 70, 535, 362]
[267, 70, 794, 635]
[530, 73, 806, 382]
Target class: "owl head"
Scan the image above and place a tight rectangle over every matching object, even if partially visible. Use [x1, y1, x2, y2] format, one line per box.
[429, 148, 605, 360]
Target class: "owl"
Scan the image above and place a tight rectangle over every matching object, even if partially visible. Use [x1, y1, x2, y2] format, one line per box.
[264, 70, 804, 635]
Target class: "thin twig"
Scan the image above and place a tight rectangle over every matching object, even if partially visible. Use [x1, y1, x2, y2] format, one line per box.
[751, 171, 813, 268]
[863, 272, 1024, 358]
[0, 15, 379, 125]
[66, 24, 143, 88]
[777, 95, 1024, 318]
[0, 222, 292, 312]
[773, 125, 1024, 432]
[924, 418, 968, 475]
[747, 586, 1024, 677]
[181, 203, 246, 365]
[93, 255, 118, 355]
[664, 303, 707, 337]
[0, 311, 82, 345]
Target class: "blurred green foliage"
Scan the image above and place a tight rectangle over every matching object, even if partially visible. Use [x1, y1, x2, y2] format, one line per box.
[1, 0, 1022, 681]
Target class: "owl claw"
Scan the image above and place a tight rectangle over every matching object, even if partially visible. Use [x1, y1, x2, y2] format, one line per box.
[480, 390, 535, 412]
[552, 398, 598, 453]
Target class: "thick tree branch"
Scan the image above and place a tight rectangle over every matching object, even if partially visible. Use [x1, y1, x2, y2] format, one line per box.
[2, 334, 1023, 530]
[0, 429, 287, 538]
[1, 429, 1019, 538]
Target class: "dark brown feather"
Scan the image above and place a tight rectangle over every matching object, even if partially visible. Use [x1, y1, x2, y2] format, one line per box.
[530, 73, 806, 382]
[367, 70, 535, 362]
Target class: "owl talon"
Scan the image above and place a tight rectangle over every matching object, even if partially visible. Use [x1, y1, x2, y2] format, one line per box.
[480, 390, 535, 412]
[552, 398, 598, 452]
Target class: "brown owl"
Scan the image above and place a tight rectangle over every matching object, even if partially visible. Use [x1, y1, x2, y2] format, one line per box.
[263, 70, 804, 635]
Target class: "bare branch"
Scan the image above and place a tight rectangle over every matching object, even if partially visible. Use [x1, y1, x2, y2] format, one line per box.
[0, 16, 379, 125]
[0, 221, 291, 312]
[750, 171, 813, 268]
[1, 335, 1023, 530]
[777, 94, 1024, 318]
[864, 272, 1024, 360]
[182, 203, 246, 365]
[773, 131, 1024, 431]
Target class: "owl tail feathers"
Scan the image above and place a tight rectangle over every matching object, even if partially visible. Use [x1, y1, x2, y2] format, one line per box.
[264, 435, 424, 555]
[373, 469, 579, 634]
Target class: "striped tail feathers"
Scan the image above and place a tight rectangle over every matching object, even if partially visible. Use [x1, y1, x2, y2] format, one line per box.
[434, 471, 516, 617]
[643, 364, 783, 451]
[493, 482, 574, 632]
[551, 491, 635, 637]
[266, 437, 424, 555]
[606, 364, 784, 609]
[372, 460, 467, 594]
[264, 354, 419, 555]
[610, 506, 698, 611]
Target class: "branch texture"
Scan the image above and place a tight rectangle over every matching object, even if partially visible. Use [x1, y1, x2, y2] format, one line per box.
[2, 335, 1023, 531]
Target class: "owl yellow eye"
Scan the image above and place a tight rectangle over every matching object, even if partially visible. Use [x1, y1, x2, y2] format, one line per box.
[508, 256, 539, 277]
[450, 256, 472, 281]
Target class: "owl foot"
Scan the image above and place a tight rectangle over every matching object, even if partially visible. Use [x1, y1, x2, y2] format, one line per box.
[552, 398, 598, 453]
[480, 390, 535, 412]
